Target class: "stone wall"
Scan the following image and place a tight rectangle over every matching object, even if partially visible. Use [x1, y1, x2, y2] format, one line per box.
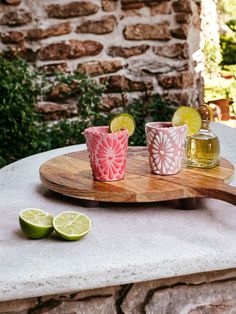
[1, 269, 236, 313]
[0, 0, 203, 119]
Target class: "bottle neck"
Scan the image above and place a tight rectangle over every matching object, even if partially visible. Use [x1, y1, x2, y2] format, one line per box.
[201, 120, 210, 131]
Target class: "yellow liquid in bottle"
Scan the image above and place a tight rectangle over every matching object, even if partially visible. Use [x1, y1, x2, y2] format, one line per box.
[186, 133, 220, 168]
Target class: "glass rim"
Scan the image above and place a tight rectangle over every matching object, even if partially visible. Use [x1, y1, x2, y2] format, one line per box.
[84, 125, 128, 136]
[145, 122, 187, 130]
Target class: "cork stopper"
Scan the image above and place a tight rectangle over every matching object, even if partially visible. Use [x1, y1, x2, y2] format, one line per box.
[198, 105, 210, 121]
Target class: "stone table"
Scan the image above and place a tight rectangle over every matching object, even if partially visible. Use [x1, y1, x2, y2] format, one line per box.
[0, 122, 236, 314]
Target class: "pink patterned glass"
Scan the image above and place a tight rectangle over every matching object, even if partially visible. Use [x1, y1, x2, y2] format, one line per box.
[84, 126, 129, 181]
[145, 122, 187, 175]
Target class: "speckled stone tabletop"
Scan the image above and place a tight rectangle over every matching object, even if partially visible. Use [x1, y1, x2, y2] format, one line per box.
[0, 122, 235, 302]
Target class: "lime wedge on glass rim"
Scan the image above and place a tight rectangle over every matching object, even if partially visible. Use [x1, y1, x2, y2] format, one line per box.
[19, 208, 53, 239]
[172, 106, 202, 136]
[53, 211, 92, 241]
[109, 113, 136, 136]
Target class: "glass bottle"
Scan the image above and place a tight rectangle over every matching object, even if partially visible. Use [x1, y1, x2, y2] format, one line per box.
[186, 105, 220, 168]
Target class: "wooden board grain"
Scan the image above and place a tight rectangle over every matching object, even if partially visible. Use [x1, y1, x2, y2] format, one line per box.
[39, 147, 236, 205]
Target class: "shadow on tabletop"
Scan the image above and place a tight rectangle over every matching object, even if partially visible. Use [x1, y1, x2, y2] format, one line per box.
[13, 229, 81, 242]
[36, 183, 207, 212]
[14, 229, 28, 240]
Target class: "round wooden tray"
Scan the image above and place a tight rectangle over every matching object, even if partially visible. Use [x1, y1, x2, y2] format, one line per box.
[39, 147, 236, 206]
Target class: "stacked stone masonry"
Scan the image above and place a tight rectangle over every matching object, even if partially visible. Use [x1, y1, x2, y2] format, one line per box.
[1, 269, 236, 313]
[0, 0, 204, 119]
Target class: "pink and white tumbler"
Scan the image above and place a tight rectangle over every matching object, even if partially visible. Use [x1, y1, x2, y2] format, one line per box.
[84, 126, 129, 181]
[145, 122, 187, 175]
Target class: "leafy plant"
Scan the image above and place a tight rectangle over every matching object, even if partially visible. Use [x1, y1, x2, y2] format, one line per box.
[220, 33, 236, 66]
[0, 57, 104, 168]
[227, 19, 236, 32]
[36, 120, 89, 153]
[45, 71, 105, 120]
[0, 56, 42, 167]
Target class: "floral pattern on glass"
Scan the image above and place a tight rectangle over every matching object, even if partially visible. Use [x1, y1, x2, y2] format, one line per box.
[169, 127, 186, 149]
[84, 126, 128, 181]
[96, 137, 127, 180]
[146, 123, 187, 175]
[151, 131, 174, 174]
[146, 128, 156, 145]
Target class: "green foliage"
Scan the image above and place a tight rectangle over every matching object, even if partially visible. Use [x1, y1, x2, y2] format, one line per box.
[0, 56, 42, 167]
[35, 120, 89, 153]
[46, 72, 105, 119]
[227, 19, 236, 32]
[220, 33, 236, 66]
[0, 57, 104, 168]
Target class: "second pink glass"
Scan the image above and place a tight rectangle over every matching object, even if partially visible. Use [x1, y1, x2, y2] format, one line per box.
[145, 122, 187, 175]
[84, 126, 129, 181]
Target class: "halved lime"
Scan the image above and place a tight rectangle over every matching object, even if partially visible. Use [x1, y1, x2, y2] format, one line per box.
[110, 113, 136, 136]
[53, 211, 92, 241]
[172, 106, 202, 136]
[19, 208, 53, 239]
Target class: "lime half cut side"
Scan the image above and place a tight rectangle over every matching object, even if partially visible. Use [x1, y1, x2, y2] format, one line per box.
[172, 106, 202, 136]
[53, 211, 92, 241]
[19, 208, 53, 239]
[110, 113, 136, 136]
